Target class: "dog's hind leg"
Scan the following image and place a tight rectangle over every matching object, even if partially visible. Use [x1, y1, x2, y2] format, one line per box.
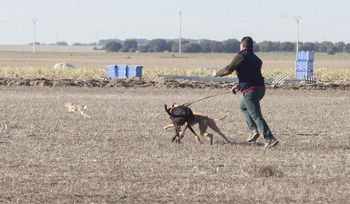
[198, 121, 213, 145]
[203, 133, 214, 145]
[208, 120, 231, 144]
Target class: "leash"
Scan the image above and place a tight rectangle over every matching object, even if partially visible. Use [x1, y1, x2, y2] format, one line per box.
[183, 90, 232, 106]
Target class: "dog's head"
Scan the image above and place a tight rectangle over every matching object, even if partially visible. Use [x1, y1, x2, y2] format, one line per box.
[171, 102, 180, 108]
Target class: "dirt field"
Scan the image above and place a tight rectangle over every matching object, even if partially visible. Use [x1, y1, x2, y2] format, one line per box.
[1, 85, 350, 203]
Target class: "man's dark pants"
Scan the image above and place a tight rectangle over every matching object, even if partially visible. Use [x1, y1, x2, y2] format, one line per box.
[239, 88, 274, 142]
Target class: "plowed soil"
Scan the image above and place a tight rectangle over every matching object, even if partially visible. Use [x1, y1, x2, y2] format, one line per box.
[1, 84, 350, 203]
[1, 76, 350, 91]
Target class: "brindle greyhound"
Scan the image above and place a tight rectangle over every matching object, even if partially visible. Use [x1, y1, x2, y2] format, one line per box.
[164, 103, 231, 145]
[164, 104, 202, 143]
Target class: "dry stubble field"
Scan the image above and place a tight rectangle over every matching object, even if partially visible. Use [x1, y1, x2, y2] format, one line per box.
[1, 45, 350, 71]
[1, 47, 350, 203]
[1, 86, 350, 203]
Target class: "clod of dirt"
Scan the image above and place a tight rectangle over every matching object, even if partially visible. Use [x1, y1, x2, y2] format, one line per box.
[247, 164, 284, 178]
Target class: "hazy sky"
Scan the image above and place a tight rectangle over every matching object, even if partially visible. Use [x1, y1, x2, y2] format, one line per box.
[1, 0, 350, 45]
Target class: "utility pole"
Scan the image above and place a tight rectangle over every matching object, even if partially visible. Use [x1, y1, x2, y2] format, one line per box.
[31, 18, 38, 53]
[295, 16, 301, 57]
[179, 12, 182, 54]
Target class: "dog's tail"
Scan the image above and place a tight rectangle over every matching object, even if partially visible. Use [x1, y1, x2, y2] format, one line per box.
[164, 104, 178, 117]
[213, 113, 229, 121]
[164, 104, 173, 116]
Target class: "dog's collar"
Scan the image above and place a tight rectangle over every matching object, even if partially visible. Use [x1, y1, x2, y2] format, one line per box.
[169, 107, 175, 113]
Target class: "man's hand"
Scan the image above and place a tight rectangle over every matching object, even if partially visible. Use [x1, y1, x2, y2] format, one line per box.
[231, 85, 239, 94]
[212, 71, 217, 77]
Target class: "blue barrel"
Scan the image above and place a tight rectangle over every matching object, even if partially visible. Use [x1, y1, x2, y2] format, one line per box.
[127, 65, 143, 78]
[297, 51, 314, 61]
[106, 65, 127, 78]
[295, 51, 314, 79]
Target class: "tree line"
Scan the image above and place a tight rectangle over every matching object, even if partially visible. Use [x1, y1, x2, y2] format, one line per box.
[30, 38, 350, 54]
[102, 38, 350, 54]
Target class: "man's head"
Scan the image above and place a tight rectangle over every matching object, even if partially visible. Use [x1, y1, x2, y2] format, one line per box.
[240, 36, 254, 50]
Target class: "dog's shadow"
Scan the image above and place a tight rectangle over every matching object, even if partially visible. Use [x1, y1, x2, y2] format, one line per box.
[213, 140, 265, 147]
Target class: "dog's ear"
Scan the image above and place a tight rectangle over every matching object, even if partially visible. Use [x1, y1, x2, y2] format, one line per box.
[164, 104, 168, 111]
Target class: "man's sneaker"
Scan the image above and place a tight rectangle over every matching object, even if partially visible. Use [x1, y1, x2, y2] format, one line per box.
[265, 138, 279, 149]
[247, 129, 260, 142]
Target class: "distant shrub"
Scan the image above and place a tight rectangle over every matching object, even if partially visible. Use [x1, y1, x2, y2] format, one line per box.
[104, 41, 122, 52]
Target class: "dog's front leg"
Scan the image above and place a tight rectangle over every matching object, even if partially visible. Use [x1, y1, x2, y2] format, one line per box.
[187, 125, 202, 144]
[177, 125, 188, 143]
[172, 124, 181, 143]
